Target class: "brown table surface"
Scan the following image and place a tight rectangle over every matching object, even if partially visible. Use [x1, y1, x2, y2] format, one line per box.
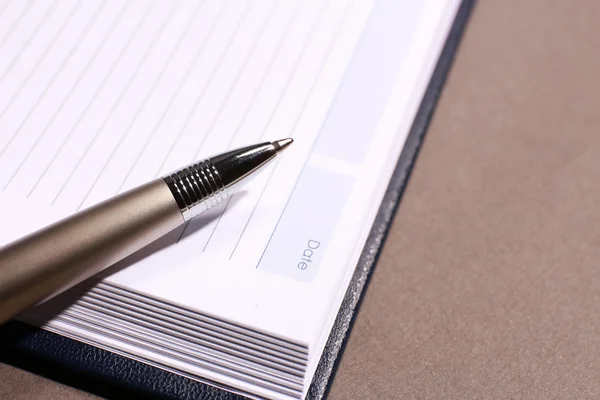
[3, 1, 600, 399]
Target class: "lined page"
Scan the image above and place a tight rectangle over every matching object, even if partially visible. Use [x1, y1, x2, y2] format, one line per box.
[0, 0, 373, 306]
[1, 1, 461, 396]
[0, 0, 366, 229]
[0, 0, 458, 340]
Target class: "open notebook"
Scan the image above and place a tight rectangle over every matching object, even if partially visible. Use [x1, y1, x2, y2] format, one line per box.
[0, 0, 462, 398]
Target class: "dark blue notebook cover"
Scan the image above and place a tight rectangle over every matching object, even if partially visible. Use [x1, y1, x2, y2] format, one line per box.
[0, 2, 474, 399]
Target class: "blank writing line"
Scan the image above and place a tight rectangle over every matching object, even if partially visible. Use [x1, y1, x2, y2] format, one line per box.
[113, 0, 210, 195]
[19, 1, 127, 194]
[3, 1, 107, 191]
[0, 0, 33, 55]
[197, 0, 279, 158]
[202, 2, 276, 252]
[174, 0, 256, 243]
[51, 1, 178, 207]
[256, 1, 358, 267]
[0, 0, 50, 87]
[229, 162, 277, 259]
[75, 1, 195, 211]
[152, 0, 231, 179]
[213, 0, 332, 258]
[0, 1, 13, 26]
[0, 0, 60, 155]
[186, 0, 255, 164]
[202, 196, 232, 252]
[28, 1, 153, 199]
[224, 0, 303, 151]
[258, 0, 331, 143]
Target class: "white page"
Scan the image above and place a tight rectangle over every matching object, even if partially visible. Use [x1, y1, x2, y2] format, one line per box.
[0, 0, 462, 397]
[0, 0, 372, 341]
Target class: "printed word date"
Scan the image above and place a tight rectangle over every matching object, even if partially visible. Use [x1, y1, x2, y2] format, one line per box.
[297, 240, 321, 271]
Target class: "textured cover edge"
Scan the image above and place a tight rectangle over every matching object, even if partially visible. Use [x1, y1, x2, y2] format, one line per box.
[0, 2, 474, 399]
[307, 0, 475, 398]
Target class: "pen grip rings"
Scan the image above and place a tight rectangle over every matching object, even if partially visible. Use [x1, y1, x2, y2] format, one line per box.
[162, 159, 227, 222]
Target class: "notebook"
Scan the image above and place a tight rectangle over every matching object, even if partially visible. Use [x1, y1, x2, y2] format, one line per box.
[0, 0, 467, 398]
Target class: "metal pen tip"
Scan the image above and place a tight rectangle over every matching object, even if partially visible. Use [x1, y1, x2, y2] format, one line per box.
[272, 138, 293, 153]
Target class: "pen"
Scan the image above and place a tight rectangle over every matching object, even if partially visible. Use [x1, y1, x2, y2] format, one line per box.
[0, 138, 293, 325]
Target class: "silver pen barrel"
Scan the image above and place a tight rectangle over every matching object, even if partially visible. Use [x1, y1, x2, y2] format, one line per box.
[164, 138, 292, 221]
[0, 139, 292, 325]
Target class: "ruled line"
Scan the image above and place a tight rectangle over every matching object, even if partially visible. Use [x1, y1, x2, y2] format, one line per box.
[171, 0, 260, 243]
[92, 0, 211, 200]
[197, 0, 298, 253]
[75, 0, 201, 211]
[112, 0, 214, 194]
[255, 1, 361, 267]
[3, 1, 107, 191]
[182, 0, 255, 164]
[258, 0, 331, 141]
[229, 162, 277, 259]
[0, 0, 57, 89]
[0, 1, 60, 148]
[151, 0, 232, 179]
[0, 1, 12, 24]
[28, 1, 154, 199]
[204, 0, 334, 255]
[201, 0, 316, 252]
[224, 0, 303, 151]
[177, 0, 312, 248]
[16, 1, 128, 194]
[0, 0, 33, 54]
[51, 1, 179, 207]
[189, 0, 279, 163]
[202, 196, 233, 252]
[154, 0, 300, 180]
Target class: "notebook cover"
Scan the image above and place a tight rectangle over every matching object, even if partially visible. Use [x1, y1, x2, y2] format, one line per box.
[0, 2, 474, 399]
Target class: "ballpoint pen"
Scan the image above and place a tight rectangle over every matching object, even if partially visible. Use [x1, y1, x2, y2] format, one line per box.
[0, 138, 293, 325]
